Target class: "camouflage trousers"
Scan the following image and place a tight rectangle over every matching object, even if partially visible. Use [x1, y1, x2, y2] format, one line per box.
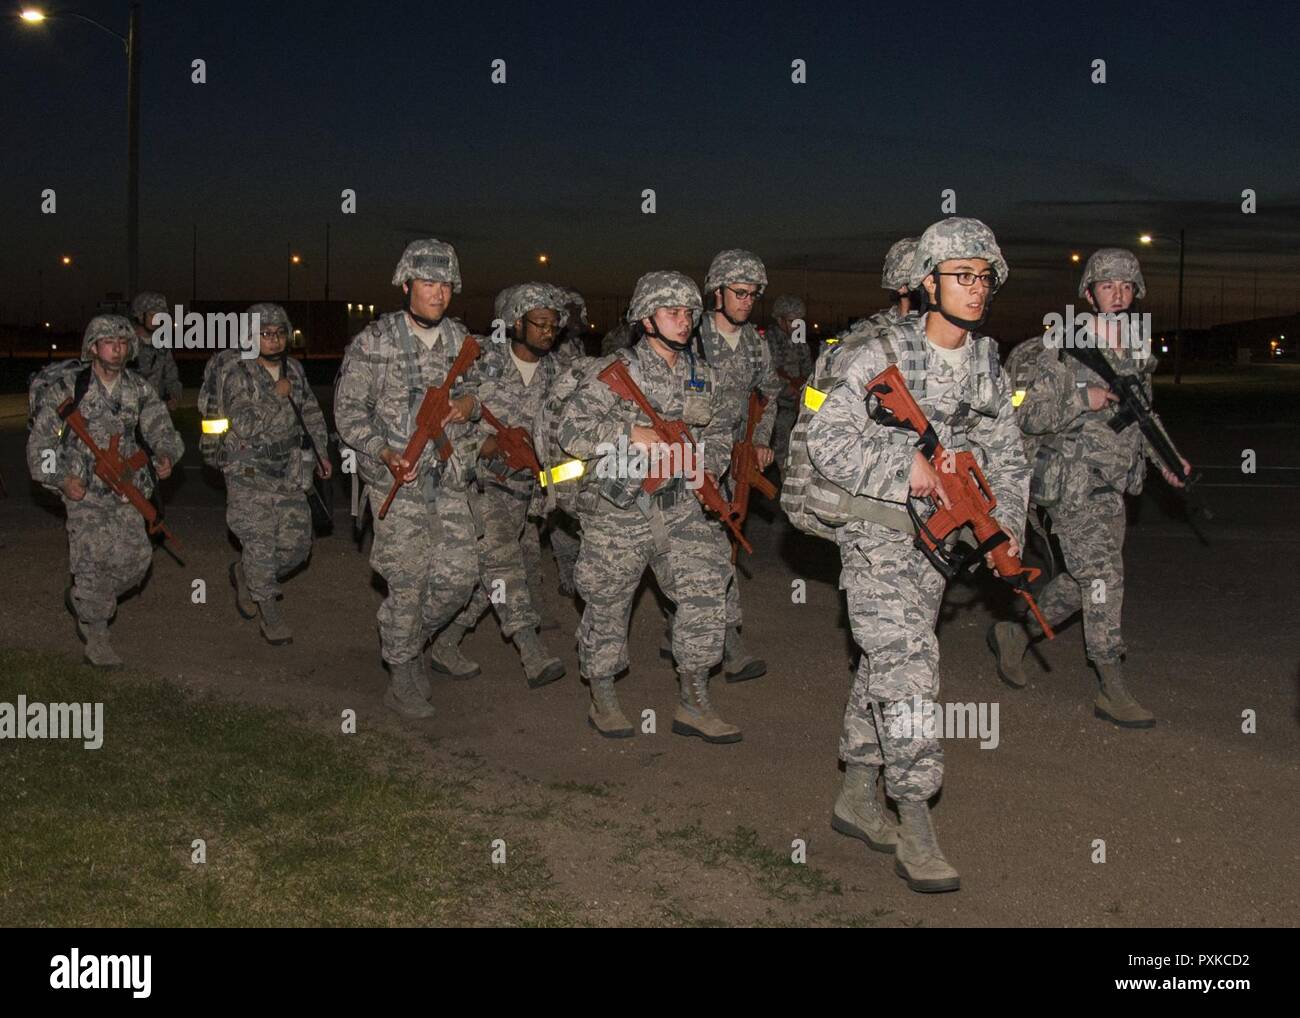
[65, 497, 153, 624]
[226, 478, 312, 602]
[838, 531, 947, 802]
[1036, 486, 1127, 664]
[575, 496, 730, 677]
[455, 480, 539, 639]
[368, 483, 477, 666]
[520, 510, 581, 607]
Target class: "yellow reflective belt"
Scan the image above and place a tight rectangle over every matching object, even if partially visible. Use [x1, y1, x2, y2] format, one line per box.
[803, 386, 827, 412]
[1011, 389, 1027, 408]
[824, 336, 839, 345]
[539, 459, 584, 487]
[202, 418, 230, 435]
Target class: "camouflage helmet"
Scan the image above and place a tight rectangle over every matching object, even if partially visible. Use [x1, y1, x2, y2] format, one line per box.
[626, 271, 703, 324]
[881, 237, 920, 290]
[247, 302, 293, 338]
[493, 284, 521, 324]
[704, 249, 768, 294]
[505, 282, 569, 329]
[555, 285, 586, 314]
[81, 314, 138, 361]
[1078, 247, 1146, 300]
[130, 291, 168, 325]
[909, 217, 1009, 290]
[391, 238, 462, 292]
[771, 294, 806, 319]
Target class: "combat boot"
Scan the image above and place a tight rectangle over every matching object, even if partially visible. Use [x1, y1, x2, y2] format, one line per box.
[986, 621, 1030, 688]
[586, 675, 633, 738]
[723, 626, 766, 683]
[82, 621, 123, 669]
[383, 659, 436, 720]
[428, 623, 480, 679]
[830, 764, 899, 853]
[673, 670, 742, 743]
[513, 628, 565, 689]
[894, 801, 960, 893]
[1094, 662, 1156, 729]
[257, 597, 293, 646]
[229, 562, 256, 620]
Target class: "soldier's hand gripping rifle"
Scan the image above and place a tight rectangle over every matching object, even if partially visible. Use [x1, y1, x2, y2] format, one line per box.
[56, 397, 184, 556]
[1062, 342, 1210, 544]
[728, 389, 778, 560]
[377, 336, 481, 520]
[864, 364, 1055, 639]
[597, 359, 754, 555]
[478, 404, 543, 475]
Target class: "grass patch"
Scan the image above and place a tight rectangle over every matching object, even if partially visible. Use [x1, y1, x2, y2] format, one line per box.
[0, 648, 572, 927]
[656, 823, 843, 901]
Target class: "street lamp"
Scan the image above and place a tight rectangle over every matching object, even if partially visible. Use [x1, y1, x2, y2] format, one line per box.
[287, 248, 303, 301]
[1138, 230, 1186, 383]
[20, 4, 140, 299]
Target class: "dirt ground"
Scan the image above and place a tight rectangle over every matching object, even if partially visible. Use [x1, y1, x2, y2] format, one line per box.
[1, 370, 1296, 927]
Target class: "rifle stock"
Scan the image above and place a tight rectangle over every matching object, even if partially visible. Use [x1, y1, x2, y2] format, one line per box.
[479, 404, 543, 475]
[865, 365, 1054, 638]
[56, 398, 183, 554]
[597, 359, 753, 554]
[377, 335, 481, 519]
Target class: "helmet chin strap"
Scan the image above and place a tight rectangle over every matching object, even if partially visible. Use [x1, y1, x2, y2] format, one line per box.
[929, 272, 988, 331]
[646, 318, 694, 352]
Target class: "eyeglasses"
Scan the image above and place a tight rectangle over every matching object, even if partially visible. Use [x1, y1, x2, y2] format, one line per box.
[260, 327, 288, 339]
[523, 316, 559, 335]
[936, 271, 998, 289]
[725, 286, 762, 302]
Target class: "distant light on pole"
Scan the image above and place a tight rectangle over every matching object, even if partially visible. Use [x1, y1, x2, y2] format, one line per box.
[61, 255, 73, 266]
[20, 9, 47, 23]
[1138, 234, 1153, 245]
[538, 254, 549, 265]
[290, 253, 302, 265]
[1070, 253, 1080, 263]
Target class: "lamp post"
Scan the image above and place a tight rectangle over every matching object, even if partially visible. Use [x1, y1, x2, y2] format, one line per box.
[1139, 231, 1186, 383]
[21, 4, 141, 299]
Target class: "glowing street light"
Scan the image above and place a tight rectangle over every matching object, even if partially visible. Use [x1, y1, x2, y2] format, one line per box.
[1138, 234, 1153, 245]
[1138, 231, 1187, 382]
[1070, 253, 1080, 263]
[60, 255, 73, 266]
[21, 4, 141, 297]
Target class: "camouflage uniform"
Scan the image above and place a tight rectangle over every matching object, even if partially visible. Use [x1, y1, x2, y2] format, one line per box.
[600, 321, 633, 356]
[221, 304, 328, 642]
[334, 240, 481, 712]
[558, 271, 739, 742]
[809, 219, 1025, 892]
[695, 249, 782, 677]
[767, 295, 813, 464]
[129, 292, 183, 405]
[1003, 248, 1159, 727]
[449, 284, 566, 686]
[26, 315, 184, 665]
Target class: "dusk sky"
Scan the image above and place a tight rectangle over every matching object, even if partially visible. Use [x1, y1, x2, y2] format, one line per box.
[5, 0, 1300, 336]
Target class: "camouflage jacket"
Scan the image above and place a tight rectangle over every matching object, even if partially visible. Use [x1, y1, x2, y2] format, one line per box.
[557, 341, 733, 512]
[334, 311, 481, 497]
[698, 311, 780, 446]
[132, 342, 183, 404]
[474, 339, 561, 493]
[222, 356, 328, 491]
[766, 321, 813, 405]
[806, 313, 1029, 548]
[27, 365, 184, 503]
[1018, 339, 1156, 495]
[600, 322, 633, 356]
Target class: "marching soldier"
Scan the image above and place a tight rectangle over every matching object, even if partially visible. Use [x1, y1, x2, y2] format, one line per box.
[128, 292, 183, 411]
[988, 248, 1185, 728]
[766, 294, 813, 465]
[437, 283, 567, 687]
[334, 239, 482, 719]
[807, 219, 1028, 892]
[557, 272, 740, 742]
[27, 315, 184, 667]
[223, 303, 331, 645]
